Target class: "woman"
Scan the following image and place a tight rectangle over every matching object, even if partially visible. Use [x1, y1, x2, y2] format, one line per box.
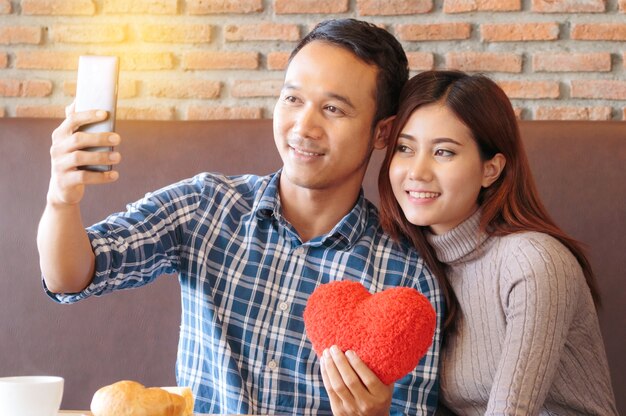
[378, 70, 617, 415]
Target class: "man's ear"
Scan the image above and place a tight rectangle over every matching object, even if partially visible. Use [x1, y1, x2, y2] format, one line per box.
[373, 116, 396, 150]
[482, 153, 506, 188]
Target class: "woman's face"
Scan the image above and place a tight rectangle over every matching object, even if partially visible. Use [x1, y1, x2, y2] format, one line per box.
[389, 103, 503, 235]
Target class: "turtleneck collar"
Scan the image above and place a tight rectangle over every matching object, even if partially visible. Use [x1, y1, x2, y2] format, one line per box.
[426, 208, 489, 265]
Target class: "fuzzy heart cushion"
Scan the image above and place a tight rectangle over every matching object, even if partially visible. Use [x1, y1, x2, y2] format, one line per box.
[303, 280, 436, 384]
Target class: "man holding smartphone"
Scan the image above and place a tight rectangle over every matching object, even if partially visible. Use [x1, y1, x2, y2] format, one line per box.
[38, 19, 443, 415]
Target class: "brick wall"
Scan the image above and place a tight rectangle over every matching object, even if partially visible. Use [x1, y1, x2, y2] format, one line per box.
[0, 0, 625, 120]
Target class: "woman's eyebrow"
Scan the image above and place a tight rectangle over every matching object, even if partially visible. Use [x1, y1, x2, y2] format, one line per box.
[398, 134, 462, 146]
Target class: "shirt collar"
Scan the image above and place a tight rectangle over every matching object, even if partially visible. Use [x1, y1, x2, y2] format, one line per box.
[254, 170, 371, 249]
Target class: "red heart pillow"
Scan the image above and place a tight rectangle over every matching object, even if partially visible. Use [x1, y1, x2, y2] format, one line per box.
[303, 280, 436, 384]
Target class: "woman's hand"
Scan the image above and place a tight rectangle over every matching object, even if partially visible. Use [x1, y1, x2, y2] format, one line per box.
[320, 345, 394, 416]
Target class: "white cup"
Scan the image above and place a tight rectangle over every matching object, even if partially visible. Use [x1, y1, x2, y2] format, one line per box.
[0, 376, 64, 416]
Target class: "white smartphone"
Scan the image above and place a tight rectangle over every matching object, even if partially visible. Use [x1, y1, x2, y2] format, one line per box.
[75, 55, 119, 172]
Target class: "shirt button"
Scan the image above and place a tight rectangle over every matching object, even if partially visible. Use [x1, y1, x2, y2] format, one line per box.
[268, 360, 278, 370]
[278, 302, 289, 311]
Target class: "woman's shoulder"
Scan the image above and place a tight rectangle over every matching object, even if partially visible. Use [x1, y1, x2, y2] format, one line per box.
[491, 231, 587, 306]
[497, 230, 571, 258]
[492, 231, 583, 281]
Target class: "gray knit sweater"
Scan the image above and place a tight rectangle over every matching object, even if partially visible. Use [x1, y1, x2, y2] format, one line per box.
[429, 210, 617, 416]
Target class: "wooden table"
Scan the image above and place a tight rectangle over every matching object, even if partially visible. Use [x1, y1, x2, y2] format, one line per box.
[59, 412, 244, 416]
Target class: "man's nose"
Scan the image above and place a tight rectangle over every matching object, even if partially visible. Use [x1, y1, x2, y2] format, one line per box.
[293, 105, 322, 139]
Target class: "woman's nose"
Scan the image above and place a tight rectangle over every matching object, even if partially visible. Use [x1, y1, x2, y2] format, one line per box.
[408, 156, 433, 182]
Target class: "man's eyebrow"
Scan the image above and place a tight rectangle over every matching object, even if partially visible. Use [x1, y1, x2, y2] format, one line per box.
[326, 92, 356, 110]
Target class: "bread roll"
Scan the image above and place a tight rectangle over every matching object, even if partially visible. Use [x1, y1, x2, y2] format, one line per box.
[90, 380, 186, 416]
[161, 386, 194, 416]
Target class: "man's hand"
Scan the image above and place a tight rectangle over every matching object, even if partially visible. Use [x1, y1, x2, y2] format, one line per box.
[38, 102, 121, 294]
[320, 345, 394, 416]
[48, 102, 121, 206]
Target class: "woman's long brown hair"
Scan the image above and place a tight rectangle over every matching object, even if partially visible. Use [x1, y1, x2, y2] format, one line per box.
[378, 70, 600, 334]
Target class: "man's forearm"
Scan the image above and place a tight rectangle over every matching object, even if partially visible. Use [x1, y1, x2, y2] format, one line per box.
[37, 202, 96, 293]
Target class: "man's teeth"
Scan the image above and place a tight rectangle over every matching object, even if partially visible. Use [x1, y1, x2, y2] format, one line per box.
[294, 148, 321, 156]
[409, 191, 439, 199]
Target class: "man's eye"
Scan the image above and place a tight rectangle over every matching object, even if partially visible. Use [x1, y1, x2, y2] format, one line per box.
[325, 105, 345, 116]
[284, 96, 297, 103]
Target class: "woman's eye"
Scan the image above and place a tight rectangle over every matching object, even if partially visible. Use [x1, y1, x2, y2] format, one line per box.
[434, 149, 454, 157]
[396, 144, 411, 153]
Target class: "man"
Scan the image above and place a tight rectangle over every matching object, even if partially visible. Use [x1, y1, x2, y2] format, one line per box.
[38, 19, 443, 415]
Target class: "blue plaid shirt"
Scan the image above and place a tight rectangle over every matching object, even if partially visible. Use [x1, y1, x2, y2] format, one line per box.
[47, 171, 443, 415]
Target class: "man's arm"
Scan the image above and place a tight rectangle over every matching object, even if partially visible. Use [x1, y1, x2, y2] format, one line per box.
[37, 103, 121, 293]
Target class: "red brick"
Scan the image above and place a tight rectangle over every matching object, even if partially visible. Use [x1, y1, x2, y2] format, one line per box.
[481, 23, 559, 41]
[147, 80, 221, 99]
[188, 0, 263, 14]
[120, 53, 174, 70]
[117, 106, 176, 121]
[357, 0, 432, 16]
[571, 80, 626, 100]
[16, 105, 65, 118]
[0, 27, 42, 44]
[407, 52, 435, 71]
[16, 51, 80, 70]
[0, 53, 7, 68]
[22, 0, 95, 15]
[571, 24, 626, 41]
[52, 25, 126, 43]
[103, 0, 177, 14]
[532, 52, 611, 72]
[183, 52, 259, 70]
[444, 0, 520, 13]
[531, 0, 604, 12]
[187, 106, 263, 120]
[267, 52, 290, 70]
[498, 80, 560, 99]
[225, 24, 300, 42]
[275, 0, 349, 14]
[64, 79, 138, 99]
[1, 80, 24, 96]
[139, 25, 212, 43]
[446, 52, 522, 73]
[25, 80, 53, 97]
[535, 106, 612, 120]
[396, 23, 471, 41]
[232, 79, 283, 97]
[0, 0, 11, 14]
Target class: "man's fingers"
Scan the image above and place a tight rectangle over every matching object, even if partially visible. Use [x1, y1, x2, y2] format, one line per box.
[65, 101, 75, 118]
[320, 356, 341, 404]
[53, 147, 121, 173]
[330, 346, 369, 398]
[61, 169, 119, 187]
[54, 108, 109, 143]
[323, 348, 355, 403]
[345, 349, 387, 392]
